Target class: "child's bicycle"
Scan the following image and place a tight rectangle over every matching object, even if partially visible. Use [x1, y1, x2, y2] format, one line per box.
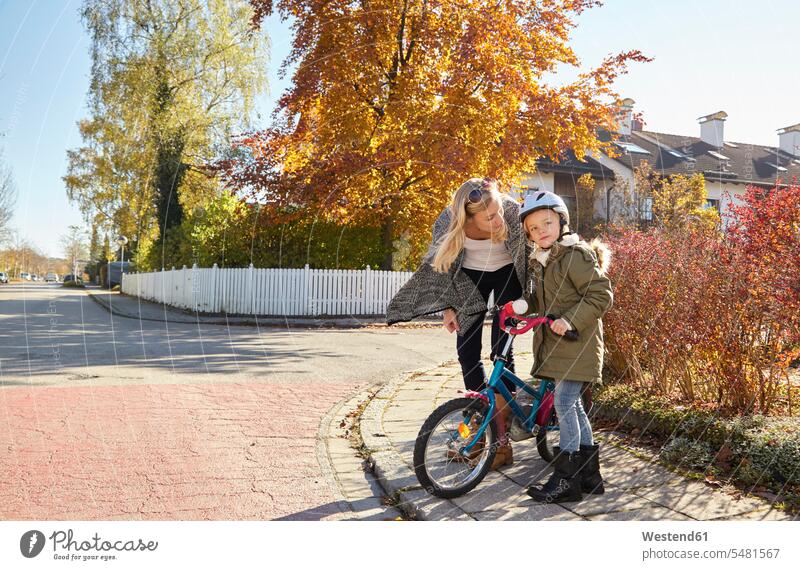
[413, 299, 579, 498]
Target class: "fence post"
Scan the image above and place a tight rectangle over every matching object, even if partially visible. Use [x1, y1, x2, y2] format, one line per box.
[363, 265, 371, 315]
[303, 264, 311, 316]
[160, 267, 165, 304]
[248, 263, 255, 315]
[212, 263, 219, 313]
[182, 265, 187, 309]
[191, 263, 198, 311]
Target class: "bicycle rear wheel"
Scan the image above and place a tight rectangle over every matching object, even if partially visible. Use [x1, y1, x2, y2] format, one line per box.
[413, 397, 497, 499]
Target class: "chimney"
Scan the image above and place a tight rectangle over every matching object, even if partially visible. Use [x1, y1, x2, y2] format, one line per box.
[615, 98, 636, 135]
[698, 111, 727, 147]
[777, 123, 800, 157]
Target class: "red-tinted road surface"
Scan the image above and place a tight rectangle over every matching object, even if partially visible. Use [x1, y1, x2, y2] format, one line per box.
[0, 283, 457, 519]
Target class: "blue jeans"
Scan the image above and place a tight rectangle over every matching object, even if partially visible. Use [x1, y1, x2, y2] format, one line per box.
[554, 380, 594, 453]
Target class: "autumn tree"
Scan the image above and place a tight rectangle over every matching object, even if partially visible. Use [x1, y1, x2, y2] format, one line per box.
[575, 172, 600, 236]
[0, 149, 16, 245]
[218, 0, 648, 269]
[64, 0, 268, 270]
[0, 232, 48, 278]
[632, 161, 719, 231]
[61, 225, 90, 278]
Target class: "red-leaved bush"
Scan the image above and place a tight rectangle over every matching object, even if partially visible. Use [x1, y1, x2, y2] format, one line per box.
[603, 182, 800, 414]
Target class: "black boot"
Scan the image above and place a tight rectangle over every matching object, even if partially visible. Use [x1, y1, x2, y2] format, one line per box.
[578, 443, 605, 495]
[526, 447, 582, 503]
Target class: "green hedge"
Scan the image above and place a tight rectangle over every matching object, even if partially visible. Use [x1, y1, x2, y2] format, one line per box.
[592, 384, 800, 489]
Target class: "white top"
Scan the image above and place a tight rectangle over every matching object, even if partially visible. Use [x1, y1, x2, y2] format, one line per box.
[461, 237, 513, 271]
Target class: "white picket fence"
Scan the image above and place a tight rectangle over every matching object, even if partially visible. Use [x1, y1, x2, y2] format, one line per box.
[120, 264, 416, 316]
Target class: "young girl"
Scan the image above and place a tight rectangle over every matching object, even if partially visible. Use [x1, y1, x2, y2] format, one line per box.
[519, 191, 613, 503]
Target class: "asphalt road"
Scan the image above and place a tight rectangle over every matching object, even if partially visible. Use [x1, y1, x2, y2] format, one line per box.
[0, 282, 461, 520]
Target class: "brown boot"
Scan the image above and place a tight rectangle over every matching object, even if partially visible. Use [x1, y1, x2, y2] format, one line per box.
[490, 392, 513, 469]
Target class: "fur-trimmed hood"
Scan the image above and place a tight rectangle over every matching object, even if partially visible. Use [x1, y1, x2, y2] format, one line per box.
[587, 237, 612, 274]
[531, 233, 612, 274]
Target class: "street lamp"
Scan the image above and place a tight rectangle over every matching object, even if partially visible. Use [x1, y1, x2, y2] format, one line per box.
[116, 236, 128, 290]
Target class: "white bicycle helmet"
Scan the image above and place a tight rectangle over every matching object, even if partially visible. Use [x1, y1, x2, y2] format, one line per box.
[519, 190, 570, 225]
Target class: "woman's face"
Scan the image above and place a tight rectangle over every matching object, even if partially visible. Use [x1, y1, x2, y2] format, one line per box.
[468, 197, 505, 234]
[523, 208, 561, 249]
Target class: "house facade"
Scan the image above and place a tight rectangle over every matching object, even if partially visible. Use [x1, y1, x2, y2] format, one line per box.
[514, 99, 800, 229]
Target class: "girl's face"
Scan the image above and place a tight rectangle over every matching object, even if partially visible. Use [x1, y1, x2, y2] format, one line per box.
[523, 208, 562, 249]
[469, 197, 505, 234]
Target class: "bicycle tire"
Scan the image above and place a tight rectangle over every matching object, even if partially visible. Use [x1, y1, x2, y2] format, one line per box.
[413, 397, 497, 499]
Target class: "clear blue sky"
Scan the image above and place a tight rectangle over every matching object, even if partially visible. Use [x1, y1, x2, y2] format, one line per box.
[0, 0, 797, 258]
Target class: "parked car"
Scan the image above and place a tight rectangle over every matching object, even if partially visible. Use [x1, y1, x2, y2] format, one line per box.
[107, 261, 133, 288]
[0, 272, 8, 284]
[20, 272, 31, 280]
[45, 272, 59, 282]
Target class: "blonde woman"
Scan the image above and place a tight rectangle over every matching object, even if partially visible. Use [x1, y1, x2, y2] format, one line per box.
[387, 178, 528, 469]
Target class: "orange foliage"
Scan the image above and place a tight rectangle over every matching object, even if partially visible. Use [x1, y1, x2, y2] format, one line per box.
[219, 0, 649, 267]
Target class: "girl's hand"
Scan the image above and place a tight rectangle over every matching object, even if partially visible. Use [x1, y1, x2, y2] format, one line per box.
[443, 308, 460, 334]
[549, 318, 572, 336]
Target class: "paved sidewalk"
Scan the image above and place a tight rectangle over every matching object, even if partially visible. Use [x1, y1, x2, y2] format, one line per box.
[84, 285, 441, 329]
[357, 360, 797, 521]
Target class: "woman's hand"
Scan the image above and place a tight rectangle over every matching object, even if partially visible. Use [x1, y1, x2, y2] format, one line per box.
[549, 317, 572, 336]
[443, 308, 460, 334]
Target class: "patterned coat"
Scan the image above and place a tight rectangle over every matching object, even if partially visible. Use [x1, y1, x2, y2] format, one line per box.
[386, 197, 528, 336]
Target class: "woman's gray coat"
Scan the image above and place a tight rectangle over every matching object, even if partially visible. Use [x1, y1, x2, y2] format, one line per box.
[386, 197, 528, 335]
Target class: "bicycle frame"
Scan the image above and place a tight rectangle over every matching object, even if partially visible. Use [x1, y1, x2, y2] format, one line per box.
[458, 308, 558, 456]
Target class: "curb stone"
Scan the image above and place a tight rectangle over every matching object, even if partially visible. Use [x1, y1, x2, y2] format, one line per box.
[359, 361, 475, 521]
[317, 382, 406, 520]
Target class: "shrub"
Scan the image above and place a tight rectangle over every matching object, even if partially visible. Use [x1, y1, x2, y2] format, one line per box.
[593, 384, 800, 489]
[661, 437, 714, 470]
[602, 181, 800, 414]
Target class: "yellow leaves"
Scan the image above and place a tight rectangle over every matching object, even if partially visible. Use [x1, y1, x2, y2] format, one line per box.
[236, 0, 647, 267]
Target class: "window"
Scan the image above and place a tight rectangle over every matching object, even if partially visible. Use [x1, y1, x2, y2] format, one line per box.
[560, 195, 577, 226]
[640, 197, 653, 221]
[707, 150, 730, 161]
[705, 198, 721, 212]
[616, 142, 651, 155]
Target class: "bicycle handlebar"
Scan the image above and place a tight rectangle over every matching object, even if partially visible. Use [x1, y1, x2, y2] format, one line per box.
[497, 300, 579, 341]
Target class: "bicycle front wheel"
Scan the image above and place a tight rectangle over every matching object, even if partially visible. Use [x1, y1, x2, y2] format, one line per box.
[413, 397, 497, 499]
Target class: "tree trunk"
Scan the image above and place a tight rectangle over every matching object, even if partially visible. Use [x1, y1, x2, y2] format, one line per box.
[154, 131, 187, 232]
[381, 215, 394, 270]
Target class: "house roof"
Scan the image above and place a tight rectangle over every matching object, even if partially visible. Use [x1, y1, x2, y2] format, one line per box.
[594, 129, 800, 186]
[533, 149, 615, 179]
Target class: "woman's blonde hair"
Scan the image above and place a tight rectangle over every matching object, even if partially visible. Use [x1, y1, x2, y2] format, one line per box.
[431, 177, 508, 273]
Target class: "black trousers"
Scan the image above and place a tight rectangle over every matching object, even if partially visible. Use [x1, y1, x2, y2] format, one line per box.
[456, 263, 523, 394]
